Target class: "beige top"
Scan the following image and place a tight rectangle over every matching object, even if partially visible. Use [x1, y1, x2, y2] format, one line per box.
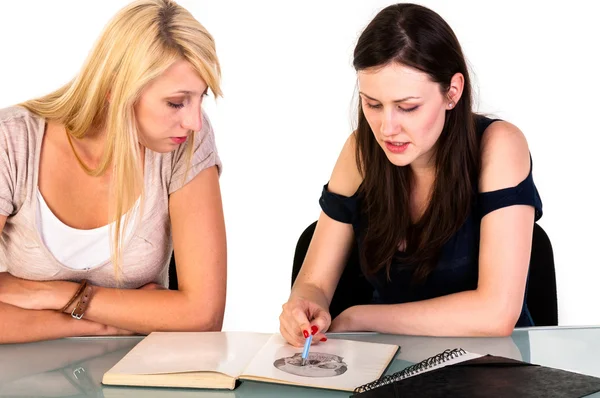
[0, 106, 221, 288]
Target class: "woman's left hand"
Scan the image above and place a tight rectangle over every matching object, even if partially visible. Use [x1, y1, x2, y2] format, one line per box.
[139, 282, 166, 290]
[0, 272, 77, 311]
[329, 306, 359, 333]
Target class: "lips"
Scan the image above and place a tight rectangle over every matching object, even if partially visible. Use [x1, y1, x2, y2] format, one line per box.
[171, 136, 187, 144]
[384, 140, 410, 154]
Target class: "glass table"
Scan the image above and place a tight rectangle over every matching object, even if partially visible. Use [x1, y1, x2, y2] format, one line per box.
[1, 326, 599, 397]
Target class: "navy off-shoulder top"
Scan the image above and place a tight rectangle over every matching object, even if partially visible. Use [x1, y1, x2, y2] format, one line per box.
[319, 116, 543, 327]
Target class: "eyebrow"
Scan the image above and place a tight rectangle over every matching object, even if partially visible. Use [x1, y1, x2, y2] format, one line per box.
[169, 88, 209, 96]
[359, 91, 420, 103]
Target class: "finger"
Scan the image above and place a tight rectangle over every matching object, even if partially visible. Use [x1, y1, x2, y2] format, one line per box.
[279, 310, 301, 344]
[102, 326, 118, 336]
[306, 329, 328, 345]
[313, 331, 328, 343]
[291, 307, 311, 340]
[279, 309, 303, 337]
[309, 310, 331, 336]
[280, 321, 304, 347]
[140, 283, 164, 290]
[284, 313, 307, 347]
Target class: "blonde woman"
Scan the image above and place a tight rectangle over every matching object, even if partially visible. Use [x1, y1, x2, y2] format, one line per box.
[0, 0, 226, 343]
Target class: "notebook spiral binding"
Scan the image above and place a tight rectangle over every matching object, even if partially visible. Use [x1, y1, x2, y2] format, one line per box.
[354, 348, 467, 393]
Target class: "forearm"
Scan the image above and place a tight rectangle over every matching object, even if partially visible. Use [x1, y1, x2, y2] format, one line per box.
[347, 290, 519, 337]
[1, 274, 224, 334]
[0, 302, 103, 344]
[77, 288, 224, 334]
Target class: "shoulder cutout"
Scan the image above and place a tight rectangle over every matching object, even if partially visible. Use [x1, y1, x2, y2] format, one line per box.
[479, 120, 530, 193]
[327, 132, 363, 197]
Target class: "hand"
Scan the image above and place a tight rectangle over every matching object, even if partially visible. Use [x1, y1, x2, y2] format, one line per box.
[139, 282, 166, 290]
[74, 317, 138, 337]
[279, 296, 331, 347]
[0, 272, 80, 311]
[96, 324, 138, 337]
[0, 272, 42, 310]
[329, 307, 357, 333]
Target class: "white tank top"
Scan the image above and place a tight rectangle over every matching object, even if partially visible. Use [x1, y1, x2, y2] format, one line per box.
[35, 189, 139, 270]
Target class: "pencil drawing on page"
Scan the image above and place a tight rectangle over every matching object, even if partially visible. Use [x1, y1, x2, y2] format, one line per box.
[273, 352, 348, 377]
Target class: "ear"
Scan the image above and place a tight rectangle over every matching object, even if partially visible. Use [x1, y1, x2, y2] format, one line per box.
[446, 72, 464, 110]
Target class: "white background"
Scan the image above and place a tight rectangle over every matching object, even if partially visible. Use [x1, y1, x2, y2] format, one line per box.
[0, 1, 598, 334]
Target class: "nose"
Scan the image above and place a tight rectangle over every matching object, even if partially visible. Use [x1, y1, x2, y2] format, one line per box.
[181, 106, 203, 132]
[380, 108, 400, 138]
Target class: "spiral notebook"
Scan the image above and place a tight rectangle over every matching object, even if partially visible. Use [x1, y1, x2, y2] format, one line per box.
[352, 348, 600, 398]
[353, 348, 480, 394]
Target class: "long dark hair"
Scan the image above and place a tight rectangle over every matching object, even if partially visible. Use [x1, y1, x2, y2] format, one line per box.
[353, 4, 479, 282]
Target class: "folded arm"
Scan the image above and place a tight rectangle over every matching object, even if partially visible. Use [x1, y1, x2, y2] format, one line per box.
[0, 165, 226, 336]
[0, 300, 132, 344]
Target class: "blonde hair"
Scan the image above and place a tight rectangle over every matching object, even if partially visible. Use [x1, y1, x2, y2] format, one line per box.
[21, 0, 221, 276]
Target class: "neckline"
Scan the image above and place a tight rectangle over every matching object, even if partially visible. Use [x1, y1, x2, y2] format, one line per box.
[36, 187, 140, 235]
[32, 118, 151, 273]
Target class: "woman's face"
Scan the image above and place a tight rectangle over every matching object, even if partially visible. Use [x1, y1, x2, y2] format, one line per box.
[274, 352, 348, 378]
[358, 63, 456, 169]
[135, 59, 208, 153]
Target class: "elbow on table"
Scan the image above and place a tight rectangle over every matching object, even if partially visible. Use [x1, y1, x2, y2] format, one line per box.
[198, 314, 223, 332]
[185, 309, 224, 332]
[157, 314, 222, 333]
[484, 319, 515, 337]
[478, 304, 522, 337]
[0, 331, 17, 344]
[172, 291, 225, 332]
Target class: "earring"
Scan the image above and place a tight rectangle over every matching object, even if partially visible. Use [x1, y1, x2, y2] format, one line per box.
[448, 102, 454, 109]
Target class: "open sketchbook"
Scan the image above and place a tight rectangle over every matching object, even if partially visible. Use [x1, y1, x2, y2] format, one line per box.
[102, 332, 399, 392]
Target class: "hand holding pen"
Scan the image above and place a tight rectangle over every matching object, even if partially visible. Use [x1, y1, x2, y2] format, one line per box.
[279, 296, 330, 347]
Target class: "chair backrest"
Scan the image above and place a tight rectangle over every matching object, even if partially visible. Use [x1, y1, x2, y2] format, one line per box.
[168, 254, 178, 290]
[291, 221, 373, 320]
[526, 223, 558, 326]
[291, 221, 558, 326]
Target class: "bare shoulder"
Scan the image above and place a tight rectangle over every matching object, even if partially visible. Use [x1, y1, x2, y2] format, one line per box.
[327, 132, 363, 197]
[479, 120, 530, 192]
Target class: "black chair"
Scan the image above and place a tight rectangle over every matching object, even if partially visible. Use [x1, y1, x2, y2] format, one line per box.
[291, 222, 558, 326]
[168, 254, 178, 290]
[526, 223, 558, 326]
[291, 221, 373, 320]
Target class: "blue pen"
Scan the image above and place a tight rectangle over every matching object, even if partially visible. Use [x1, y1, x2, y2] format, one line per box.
[301, 333, 313, 366]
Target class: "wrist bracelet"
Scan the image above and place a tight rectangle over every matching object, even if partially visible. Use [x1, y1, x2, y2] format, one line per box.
[60, 279, 88, 313]
[71, 284, 94, 320]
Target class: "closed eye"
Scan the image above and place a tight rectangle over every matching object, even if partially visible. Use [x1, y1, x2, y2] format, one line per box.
[400, 105, 419, 113]
[364, 103, 419, 113]
[167, 102, 184, 109]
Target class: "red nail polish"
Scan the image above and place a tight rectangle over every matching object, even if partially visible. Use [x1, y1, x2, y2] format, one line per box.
[320, 337, 327, 342]
[303, 330, 309, 338]
[311, 325, 318, 335]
